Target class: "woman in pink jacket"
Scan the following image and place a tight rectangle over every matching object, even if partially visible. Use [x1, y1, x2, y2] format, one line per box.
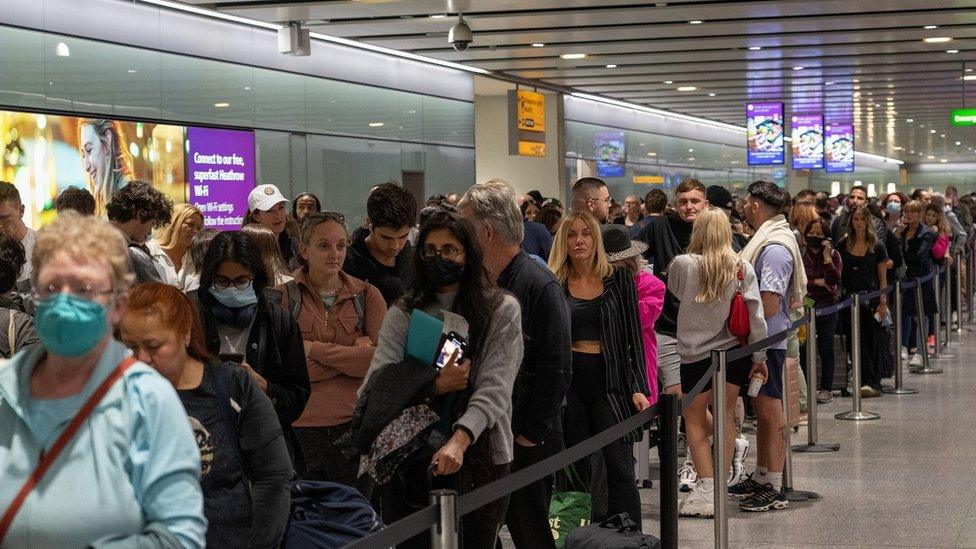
[601, 225, 665, 404]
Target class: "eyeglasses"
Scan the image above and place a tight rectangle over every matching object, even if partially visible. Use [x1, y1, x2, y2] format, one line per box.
[420, 244, 464, 262]
[31, 283, 114, 302]
[212, 275, 253, 290]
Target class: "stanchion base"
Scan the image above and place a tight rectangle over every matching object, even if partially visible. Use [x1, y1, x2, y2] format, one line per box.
[910, 366, 944, 375]
[932, 353, 955, 359]
[792, 442, 841, 452]
[882, 387, 919, 394]
[834, 410, 881, 421]
[783, 489, 821, 502]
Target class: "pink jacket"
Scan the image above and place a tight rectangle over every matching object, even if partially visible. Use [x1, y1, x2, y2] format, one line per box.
[636, 271, 666, 405]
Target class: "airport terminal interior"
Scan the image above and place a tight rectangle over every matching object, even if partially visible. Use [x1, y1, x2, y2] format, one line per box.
[2, 1, 976, 548]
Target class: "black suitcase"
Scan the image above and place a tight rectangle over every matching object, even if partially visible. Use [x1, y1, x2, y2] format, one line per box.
[565, 513, 661, 549]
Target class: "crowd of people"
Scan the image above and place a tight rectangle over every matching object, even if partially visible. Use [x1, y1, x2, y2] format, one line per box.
[0, 173, 972, 548]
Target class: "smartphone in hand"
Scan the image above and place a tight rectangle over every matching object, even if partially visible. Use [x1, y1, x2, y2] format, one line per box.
[434, 332, 467, 370]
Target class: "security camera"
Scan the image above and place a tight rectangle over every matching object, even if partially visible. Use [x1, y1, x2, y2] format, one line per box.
[449, 14, 472, 51]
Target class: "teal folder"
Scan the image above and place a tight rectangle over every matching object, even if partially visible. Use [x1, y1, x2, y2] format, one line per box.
[406, 309, 444, 366]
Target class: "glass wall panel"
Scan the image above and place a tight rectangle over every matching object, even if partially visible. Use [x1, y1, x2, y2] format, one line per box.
[0, 27, 45, 110]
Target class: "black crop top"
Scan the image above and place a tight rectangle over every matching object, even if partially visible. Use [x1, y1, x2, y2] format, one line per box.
[567, 291, 603, 342]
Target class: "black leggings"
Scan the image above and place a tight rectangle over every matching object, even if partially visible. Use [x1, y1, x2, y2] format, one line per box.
[563, 353, 642, 527]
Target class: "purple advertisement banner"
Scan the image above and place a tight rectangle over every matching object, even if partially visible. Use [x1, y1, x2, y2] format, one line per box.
[186, 127, 254, 230]
[825, 122, 855, 173]
[595, 131, 626, 178]
[746, 102, 784, 165]
[791, 114, 824, 170]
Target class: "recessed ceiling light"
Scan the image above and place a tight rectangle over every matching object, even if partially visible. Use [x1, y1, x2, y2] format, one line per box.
[687, 157, 696, 161]
[924, 25, 939, 30]
[956, 141, 962, 145]
[967, 68, 974, 72]
[646, 152, 657, 157]
[561, 53, 587, 59]
[947, 49, 960, 54]
[127, 69, 138, 74]
[895, 146, 904, 151]
[689, 20, 704, 24]
[244, 86, 251, 91]
[55, 42, 70, 57]
[531, 43, 545, 48]
[941, 158, 949, 163]
[708, 92, 716, 97]
[663, 80, 674, 84]
[213, 102, 230, 108]
[965, 75, 976, 81]
[907, 118, 914, 122]
[793, 66, 805, 71]
[941, 134, 947, 138]
[429, 14, 447, 19]
[825, 81, 835, 85]
[605, 64, 617, 68]
[369, 122, 385, 127]
[748, 46, 762, 51]
[688, 148, 694, 152]
[931, 129, 937, 134]
[677, 86, 697, 91]
[923, 37, 953, 43]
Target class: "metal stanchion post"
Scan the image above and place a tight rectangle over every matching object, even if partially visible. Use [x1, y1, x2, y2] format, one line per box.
[968, 250, 974, 324]
[430, 490, 459, 549]
[884, 280, 918, 395]
[933, 267, 954, 359]
[836, 293, 880, 421]
[659, 393, 679, 549]
[944, 263, 954, 348]
[793, 306, 841, 452]
[781, 342, 820, 502]
[710, 350, 728, 549]
[955, 254, 969, 337]
[912, 281, 943, 374]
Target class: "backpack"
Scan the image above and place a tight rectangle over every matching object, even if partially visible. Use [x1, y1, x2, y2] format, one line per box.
[214, 366, 383, 547]
[284, 280, 365, 333]
[727, 265, 750, 346]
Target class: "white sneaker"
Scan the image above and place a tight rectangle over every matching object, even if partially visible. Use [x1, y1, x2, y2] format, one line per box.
[909, 353, 923, 367]
[901, 347, 908, 360]
[678, 460, 697, 493]
[679, 480, 715, 517]
[729, 437, 750, 486]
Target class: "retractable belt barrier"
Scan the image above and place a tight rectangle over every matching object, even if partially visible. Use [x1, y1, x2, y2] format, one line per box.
[343, 266, 953, 549]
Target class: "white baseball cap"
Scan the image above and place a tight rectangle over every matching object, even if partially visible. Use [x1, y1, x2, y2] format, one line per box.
[248, 184, 289, 212]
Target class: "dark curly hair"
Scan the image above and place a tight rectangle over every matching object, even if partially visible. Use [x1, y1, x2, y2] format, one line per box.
[105, 180, 174, 228]
[55, 186, 96, 215]
[367, 182, 417, 230]
[402, 211, 500, 359]
[0, 231, 25, 293]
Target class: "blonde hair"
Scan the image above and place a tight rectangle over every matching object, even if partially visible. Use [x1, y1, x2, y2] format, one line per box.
[156, 203, 204, 250]
[32, 211, 133, 290]
[686, 207, 739, 303]
[548, 211, 613, 282]
[242, 223, 291, 282]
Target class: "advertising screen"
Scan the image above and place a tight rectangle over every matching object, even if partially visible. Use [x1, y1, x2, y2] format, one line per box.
[825, 122, 855, 173]
[746, 102, 785, 165]
[0, 111, 185, 226]
[595, 131, 626, 178]
[186, 127, 254, 230]
[791, 114, 824, 170]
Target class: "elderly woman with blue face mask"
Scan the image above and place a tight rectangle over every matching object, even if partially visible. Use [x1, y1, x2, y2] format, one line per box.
[0, 212, 206, 548]
[191, 231, 311, 475]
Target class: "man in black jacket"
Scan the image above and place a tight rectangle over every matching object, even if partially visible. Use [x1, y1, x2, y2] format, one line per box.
[343, 182, 417, 306]
[460, 179, 572, 549]
[106, 181, 173, 284]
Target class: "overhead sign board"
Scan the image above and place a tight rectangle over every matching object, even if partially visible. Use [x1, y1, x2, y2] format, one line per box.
[951, 108, 976, 126]
[791, 114, 824, 170]
[746, 102, 785, 165]
[509, 89, 547, 157]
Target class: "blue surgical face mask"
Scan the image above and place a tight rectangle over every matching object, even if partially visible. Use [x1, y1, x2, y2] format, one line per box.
[210, 282, 258, 309]
[886, 201, 902, 214]
[35, 293, 109, 357]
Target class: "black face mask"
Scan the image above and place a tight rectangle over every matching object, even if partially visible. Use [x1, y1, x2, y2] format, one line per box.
[423, 255, 465, 287]
[806, 236, 825, 249]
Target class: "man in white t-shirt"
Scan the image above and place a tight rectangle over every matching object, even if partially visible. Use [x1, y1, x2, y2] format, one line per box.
[0, 182, 36, 287]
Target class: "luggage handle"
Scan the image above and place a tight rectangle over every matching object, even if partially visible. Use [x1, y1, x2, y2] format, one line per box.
[599, 512, 639, 533]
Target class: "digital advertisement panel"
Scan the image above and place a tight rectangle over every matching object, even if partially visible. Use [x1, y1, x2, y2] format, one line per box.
[825, 122, 855, 173]
[0, 110, 185, 226]
[791, 114, 824, 170]
[186, 126, 254, 230]
[746, 102, 785, 165]
[595, 131, 626, 178]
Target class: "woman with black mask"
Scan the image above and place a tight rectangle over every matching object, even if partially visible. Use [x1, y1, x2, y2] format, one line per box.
[801, 218, 843, 403]
[362, 211, 522, 549]
[193, 231, 311, 473]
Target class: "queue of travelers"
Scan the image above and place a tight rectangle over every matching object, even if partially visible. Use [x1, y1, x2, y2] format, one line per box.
[0, 174, 973, 548]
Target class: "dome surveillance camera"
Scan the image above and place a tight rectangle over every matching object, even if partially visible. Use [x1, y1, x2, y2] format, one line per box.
[449, 15, 472, 51]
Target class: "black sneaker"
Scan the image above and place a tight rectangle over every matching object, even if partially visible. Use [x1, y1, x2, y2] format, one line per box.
[727, 475, 763, 500]
[738, 483, 789, 512]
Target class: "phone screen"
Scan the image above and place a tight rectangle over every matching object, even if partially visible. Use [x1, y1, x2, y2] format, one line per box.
[435, 336, 464, 370]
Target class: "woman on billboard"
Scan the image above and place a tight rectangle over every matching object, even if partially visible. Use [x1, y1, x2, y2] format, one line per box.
[77, 119, 133, 215]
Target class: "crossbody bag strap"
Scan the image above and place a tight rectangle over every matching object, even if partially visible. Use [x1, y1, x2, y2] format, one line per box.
[0, 355, 138, 542]
[6, 310, 15, 357]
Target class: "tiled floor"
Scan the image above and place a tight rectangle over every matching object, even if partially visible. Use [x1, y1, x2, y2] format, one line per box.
[638, 333, 976, 548]
[498, 332, 976, 548]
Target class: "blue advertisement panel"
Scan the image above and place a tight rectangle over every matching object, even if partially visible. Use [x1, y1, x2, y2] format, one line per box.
[825, 122, 855, 173]
[746, 102, 784, 165]
[791, 114, 824, 170]
[595, 131, 625, 178]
